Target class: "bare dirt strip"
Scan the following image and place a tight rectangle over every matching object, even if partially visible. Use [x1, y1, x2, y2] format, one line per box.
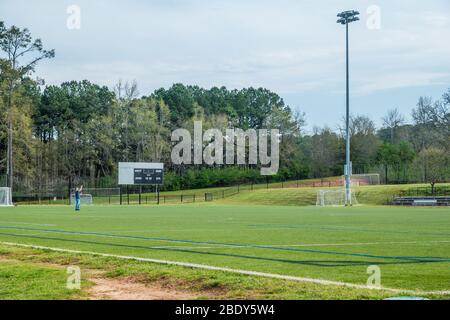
[87, 277, 199, 300]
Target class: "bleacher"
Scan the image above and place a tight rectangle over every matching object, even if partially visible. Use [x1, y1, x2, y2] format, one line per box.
[392, 196, 450, 207]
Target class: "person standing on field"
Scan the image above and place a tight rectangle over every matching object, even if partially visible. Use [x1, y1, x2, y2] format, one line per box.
[75, 186, 83, 211]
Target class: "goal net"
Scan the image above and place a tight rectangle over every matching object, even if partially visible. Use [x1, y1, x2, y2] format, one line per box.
[342, 174, 380, 187]
[316, 189, 358, 206]
[0, 187, 13, 206]
[79, 188, 121, 197]
[69, 188, 121, 205]
[70, 193, 93, 205]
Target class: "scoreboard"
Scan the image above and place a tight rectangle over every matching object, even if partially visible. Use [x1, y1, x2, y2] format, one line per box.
[118, 162, 164, 186]
[133, 168, 163, 185]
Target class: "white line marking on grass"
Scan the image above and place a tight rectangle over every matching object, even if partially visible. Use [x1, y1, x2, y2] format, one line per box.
[265, 240, 450, 248]
[155, 246, 241, 250]
[0, 221, 57, 227]
[14, 233, 49, 237]
[109, 229, 216, 233]
[1, 241, 449, 296]
[144, 240, 450, 250]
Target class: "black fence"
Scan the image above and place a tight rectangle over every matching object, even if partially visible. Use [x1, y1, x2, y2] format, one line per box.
[12, 178, 326, 205]
[398, 186, 450, 197]
[12, 193, 67, 205]
[10, 176, 373, 206]
[11, 184, 243, 206]
[16, 177, 445, 206]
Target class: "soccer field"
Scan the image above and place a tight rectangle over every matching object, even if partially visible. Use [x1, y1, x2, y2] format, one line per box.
[0, 204, 449, 294]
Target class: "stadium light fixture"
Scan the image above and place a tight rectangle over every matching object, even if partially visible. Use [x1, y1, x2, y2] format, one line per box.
[337, 10, 360, 206]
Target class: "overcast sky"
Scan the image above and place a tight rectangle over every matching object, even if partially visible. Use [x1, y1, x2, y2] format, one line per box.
[1, 0, 449, 131]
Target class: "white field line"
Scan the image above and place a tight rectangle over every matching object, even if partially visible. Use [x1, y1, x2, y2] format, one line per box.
[1, 241, 449, 296]
[0, 221, 57, 227]
[143, 240, 450, 250]
[146, 240, 450, 250]
[266, 240, 450, 247]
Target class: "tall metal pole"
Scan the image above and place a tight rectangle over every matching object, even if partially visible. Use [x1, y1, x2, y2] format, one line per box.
[337, 10, 359, 206]
[6, 112, 13, 205]
[345, 21, 351, 206]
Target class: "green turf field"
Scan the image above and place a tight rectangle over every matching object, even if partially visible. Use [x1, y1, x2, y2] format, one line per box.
[0, 204, 449, 295]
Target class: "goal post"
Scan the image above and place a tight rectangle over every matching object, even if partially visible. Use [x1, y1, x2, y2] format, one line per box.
[70, 193, 93, 206]
[316, 189, 358, 207]
[69, 188, 121, 205]
[0, 187, 13, 206]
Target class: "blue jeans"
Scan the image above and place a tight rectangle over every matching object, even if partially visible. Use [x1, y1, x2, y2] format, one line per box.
[75, 198, 80, 211]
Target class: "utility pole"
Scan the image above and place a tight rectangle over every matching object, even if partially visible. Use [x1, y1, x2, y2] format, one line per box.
[6, 72, 14, 206]
[337, 10, 360, 206]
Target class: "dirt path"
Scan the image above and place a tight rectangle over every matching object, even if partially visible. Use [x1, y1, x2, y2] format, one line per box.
[88, 277, 199, 300]
[0, 255, 201, 300]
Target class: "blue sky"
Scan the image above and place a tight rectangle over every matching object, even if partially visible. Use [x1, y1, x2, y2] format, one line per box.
[1, 0, 449, 131]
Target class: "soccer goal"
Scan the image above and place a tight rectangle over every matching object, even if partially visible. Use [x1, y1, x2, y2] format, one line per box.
[80, 188, 121, 197]
[69, 188, 121, 205]
[0, 187, 13, 206]
[316, 189, 358, 206]
[342, 174, 380, 187]
[70, 193, 94, 206]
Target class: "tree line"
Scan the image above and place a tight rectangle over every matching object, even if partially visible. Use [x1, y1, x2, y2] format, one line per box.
[0, 21, 449, 195]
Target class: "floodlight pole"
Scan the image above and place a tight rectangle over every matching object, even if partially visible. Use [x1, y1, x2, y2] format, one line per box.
[345, 20, 351, 206]
[337, 10, 359, 206]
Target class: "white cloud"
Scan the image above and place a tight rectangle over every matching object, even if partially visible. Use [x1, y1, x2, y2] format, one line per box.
[355, 71, 450, 95]
[2, 0, 450, 128]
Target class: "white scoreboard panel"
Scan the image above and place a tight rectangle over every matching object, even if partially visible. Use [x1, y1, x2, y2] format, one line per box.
[118, 162, 164, 185]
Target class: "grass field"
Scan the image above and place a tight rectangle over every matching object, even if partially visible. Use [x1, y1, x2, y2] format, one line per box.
[0, 259, 84, 300]
[0, 202, 449, 299]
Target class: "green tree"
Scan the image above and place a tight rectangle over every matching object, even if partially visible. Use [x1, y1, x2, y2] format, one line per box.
[347, 115, 380, 173]
[376, 144, 399, 184]
[396, 142, 415, 181]
[416, 148, 450, 194]
[0, 21, 54, 192]
[153, 84, 195, 127]
[310, 127, 341, 178]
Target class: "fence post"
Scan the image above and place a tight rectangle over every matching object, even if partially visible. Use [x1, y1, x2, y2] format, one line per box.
[181, 195, 183, 203]
[222, 190, 225, 198]
[193, 194, 196, 203]
[119, 187, 122, 205]
[139, 186, 142, 205]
